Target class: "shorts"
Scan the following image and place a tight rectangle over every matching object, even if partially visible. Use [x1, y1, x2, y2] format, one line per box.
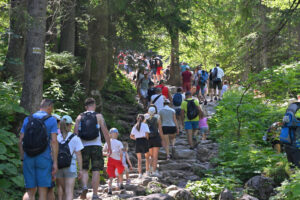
[199, 84, 205, 95]
[23, 153, 53, 188]
[175, 108, 181, 116]
[183, 82, 191, 92]
[148, 136, 162, 148]
[136, 138, 149, 153]
[151, 68, 157, 75]
[199, 127, 209, 134]
[107, 157, 124, 178]
[115, 165, 129, 176]
[213, 80, 222, 90]
[140, 89, 148, 98]
[82, 145, 104, 171]
[162, 126, 177, 135]
[156, 67, 163, 75]
[184, 121, 199, 130]
[209, 81, 213, 89]
[56, 166, 77, 178]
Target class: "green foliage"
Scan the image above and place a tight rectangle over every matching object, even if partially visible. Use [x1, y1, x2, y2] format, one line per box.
[0, 81, 26, 199]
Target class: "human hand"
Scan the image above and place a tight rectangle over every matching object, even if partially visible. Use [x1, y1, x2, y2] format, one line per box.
[78, 170, 83, 180]
[52, 162, 58, 181]
[130, 166, 133, 171]
[107, 146, 112, 156]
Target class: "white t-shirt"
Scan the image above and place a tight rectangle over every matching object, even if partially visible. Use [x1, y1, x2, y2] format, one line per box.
[151, 94, 165, 113]
[57, 132, 84, 172]
[221, 84, 228, 96]
[80, 111, 102, 147]
[131, 123, 150, 139]
[103, 139, 123, 160]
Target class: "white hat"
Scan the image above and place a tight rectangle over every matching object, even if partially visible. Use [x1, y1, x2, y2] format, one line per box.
[61, 115, 73, 124]
[186, 66, 190, 70]
[148, 107, 156, 115]
[52, 114, 61, 121]
[109, 128, 119, 134]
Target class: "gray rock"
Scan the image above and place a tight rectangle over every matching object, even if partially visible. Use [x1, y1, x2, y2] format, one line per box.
[239, 194, 259, 200]
[125, 184, 146, 196]
[196, 145, 218, 162]
[173, 148, 197, 160]
[147, 181, 163, 194]
[219, 189, 234, 200]
[168, 189, 194, 200]
[129, 193, 174, 200]
[166, 185, 178, 193]
[245, 175, 275, 200]
[185, 175, 200, 181]
[159, 149, 167, 160]
[159, 161, 193, 171]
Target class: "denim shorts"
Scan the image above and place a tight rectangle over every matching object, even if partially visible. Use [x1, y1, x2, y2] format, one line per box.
[199, 127, 209, 134]
[56, 166, 77, 178]
[184, 121, 199, 130]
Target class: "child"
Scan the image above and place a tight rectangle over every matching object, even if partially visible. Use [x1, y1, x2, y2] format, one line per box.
[199, 108, 209, 141]
[103, 128, 124, 195]
[116, 142, 133, 185]
[221, 80, 229, 98]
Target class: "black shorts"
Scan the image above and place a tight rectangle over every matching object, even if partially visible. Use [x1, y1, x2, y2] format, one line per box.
[213, 80, 222, 90]
[175, 108, 181, 116]
[148, 136, 162, 148]
[135, 138, 149, 153]
[162, 126, 177, 135]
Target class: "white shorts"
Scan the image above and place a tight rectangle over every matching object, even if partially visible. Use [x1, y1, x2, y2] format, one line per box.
[140, 89, 148, 98]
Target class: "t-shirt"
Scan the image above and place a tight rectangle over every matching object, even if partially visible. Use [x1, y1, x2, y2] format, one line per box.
[140, 78, 150, 90]
[80, 111, 102, 147]
[181, 98, 200, 122]
[221, 84, 228, 96]
[159, 106, 176, 127]
[151, 94, 165, 113]
[21, 111, 58, 159]
[156, 85, 169, 99]
[181, 65, 187, 72]
[182, 71, 192, 83]
[57, 132, 84, 171]
[103, 139, 123, 160]
[199, 117, 208, 128]
[131, 123, 150, 138]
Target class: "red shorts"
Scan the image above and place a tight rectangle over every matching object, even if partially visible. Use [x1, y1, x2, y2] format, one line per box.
[182, 82, 191, 92]
[156, 67, 163, 75]
[106, 157, 124, 178]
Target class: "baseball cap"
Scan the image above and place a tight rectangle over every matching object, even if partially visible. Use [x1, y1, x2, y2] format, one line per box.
[185, 91, 192, 96]
[61, 115, 72, 124]
[109, 128, 119, 134]
[164, 99, 170, 104]
[148, 107, 156, 115]
[52, 114, 61, 121]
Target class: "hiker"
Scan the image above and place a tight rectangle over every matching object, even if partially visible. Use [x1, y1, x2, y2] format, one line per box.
[159, 99, 179, 160]
[199, 108, 209, 141]
[181, 66, 192, 92]
[103, 128, 124, 195]
[164, 65, 171, 81]
[145, 106, 164, 176]
[149, 56, 157, 82]
[137, 72, 150, 109]
[181, 91, 202, 149]
[211, 64, 224, 101]
[147, 82, 156, 105]
[151, 88, 165, 113]
[117, 142, 133, 185]
[221, 80, 229, 98]
[118, 51, 125, 70]
[198, 67, 209, 105]
[180, 62, 188, 73]
[156, 80, 172, 101]
[56, 115, 83, 200]
[173, 87, 185, 133]
[130, 114, 150, 178]
[74, 98, 112, 200]
[264, 122, 282, 153]
[208, 69, 214, 101]
[19, 99, 58, 200]
[155, 57, 163, 83]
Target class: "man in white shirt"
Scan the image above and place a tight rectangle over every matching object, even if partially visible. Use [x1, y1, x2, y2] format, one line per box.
[151, 88, 165, 113]
[212, 64, 225, 101]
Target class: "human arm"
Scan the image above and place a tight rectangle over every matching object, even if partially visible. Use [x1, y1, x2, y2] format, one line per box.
[74, 115, 81, 134]
[126, 152, 133, 170]
[51, 133, 58, 179]
[102, 143, 108, 156]
[158, 119, 165, 147]
[130, 134, 136, 140]
[75, 151, 83, 179]
[19, 133, 24, 160]
[98, 114, 112, 156]
[173, 113, 179, 135]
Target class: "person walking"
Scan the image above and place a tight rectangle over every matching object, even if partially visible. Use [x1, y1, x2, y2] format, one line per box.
[199, 109, 209, 141]
[74, 98, 112, 200]
[198, 66, 209, 105]
[151, 88, 165, 113]
[56, 115, 83, 200]
[137, 72, 150, 109]
[130, 114, 150, 178]
[19, 99, 58, 200]
[159, 99, 179, 160]
[211, 64, 224, 101]
[156, 80, 173, 101]
[172, 87, 185, 133]
[145, 106, 164, 176]
[181, 92, 202, 149]
[181, 66, 192, 92]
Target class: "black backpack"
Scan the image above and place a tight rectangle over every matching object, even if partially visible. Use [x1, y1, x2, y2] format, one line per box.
[58, 134, 76, 169]
[23, 115, 51, 157]
[146, 117, 159, 138]
[186, 100, 199, 120]
[79, 112, 100, 140]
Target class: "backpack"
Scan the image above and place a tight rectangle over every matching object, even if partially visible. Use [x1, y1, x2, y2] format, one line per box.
[23, 115, 51, 157]
[58, 134, 76, 169]
[186, 100, 199, 120]
[280, 103, 300, 147]
[173, 93, 183, 106]
[146, 117, 159, 138]
[212, 67, 218, 79]
[199, 71, 208, 85]
[79, 112, 100, 140]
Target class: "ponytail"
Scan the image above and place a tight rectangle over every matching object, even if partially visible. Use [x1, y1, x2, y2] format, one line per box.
[136, 114, 145, 132]
[60, 119, 71, 136]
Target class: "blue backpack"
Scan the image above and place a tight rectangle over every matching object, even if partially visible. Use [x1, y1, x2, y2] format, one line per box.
[173, 93, 183, 106]
[280, 102, 300, 147]
[199, 71, 208, 85]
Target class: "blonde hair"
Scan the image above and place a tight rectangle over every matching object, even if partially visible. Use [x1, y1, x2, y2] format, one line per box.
[60, 118, 72, 135]
[122, 142, 129, 151]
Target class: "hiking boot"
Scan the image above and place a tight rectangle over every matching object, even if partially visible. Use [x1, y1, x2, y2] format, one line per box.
[80, 187, 88, 199]
[108, 189, 112, 195]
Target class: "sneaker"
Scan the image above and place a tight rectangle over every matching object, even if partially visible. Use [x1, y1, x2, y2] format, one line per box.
[80, 187, 88, 199]
[126, 179, 131, 185]
[152, 170, 160, 177]
[204, 100, 207, 105]
[92, 193, 100, 200]
[145, 171, 151, 176]
[138, 174, 143, 179]
[214, 97, 218, 101]
[108, 189, 112, 195]
[210, 99, 213, 102]
[167, 155, 171, 160]
[120, 184, 124, 190]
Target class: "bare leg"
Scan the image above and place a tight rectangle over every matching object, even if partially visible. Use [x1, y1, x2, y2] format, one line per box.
[23, 192, 30, 200]
[169, 134, 176, 146]
[64, 178, 75, 200]
[56, 178, 65, 200]
[38, 187, 48, 200]
[145, 152, 150, 172]
[187, 129, 193, 148]
[118, 173, 123, 188]
[108, 177, 113, 190]
[163, 135, 170, 157]
[136, 153, 142, 174]
[47, 187, 55, 200]
[92, 171, 100, 196]
[151, 147, 159, 171]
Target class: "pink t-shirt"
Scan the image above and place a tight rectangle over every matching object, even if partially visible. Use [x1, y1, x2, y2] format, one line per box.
[199, 117, 208, 128]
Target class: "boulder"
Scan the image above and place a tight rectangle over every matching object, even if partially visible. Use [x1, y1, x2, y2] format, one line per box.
[125, 184, 146, 196]
[173, 148, 197, 160]
[245, 175, 275, 200]
[196, 145, 218, 162]
[159, 149, 167, 160]
[219, 189, 234, 200]
[159, 161, 193, 171]
[166, 185, 178, 193]
[168, 189, 194, 200]
[147, 181, 163, 194]
[239, 194, 259, 200]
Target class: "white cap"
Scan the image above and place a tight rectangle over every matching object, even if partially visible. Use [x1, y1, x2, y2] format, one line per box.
[52, 114, 61, 121]
[148, 107, 156, 115]
[109, 128, 119, 134]
[186, 66, 190, 70]
[61, 115, 73, 124]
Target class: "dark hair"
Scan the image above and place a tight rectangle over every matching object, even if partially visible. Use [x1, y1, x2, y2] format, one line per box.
[148, 104, 158, 114]
[164, 101, 170, 106]
[216, 63, 220, 67]
[40, 99, 54, 108]
[85, 98, 96, 107]
[177, 87, 182, 93]
[224, 80, 228, 84]
[136, 114, 145, 131]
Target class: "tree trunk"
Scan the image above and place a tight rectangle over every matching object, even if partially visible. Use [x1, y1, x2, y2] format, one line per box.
[20, 0, 48, 113]
[59, 0, 75, 54]
[167, 27, 181, 86]
[259, 1, 268, 70]
[3, 0, 28, 81]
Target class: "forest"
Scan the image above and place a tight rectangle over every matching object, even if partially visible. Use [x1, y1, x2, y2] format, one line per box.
[0, 0, 299, 199]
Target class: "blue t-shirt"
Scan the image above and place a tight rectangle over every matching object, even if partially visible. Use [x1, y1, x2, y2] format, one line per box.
[21, 111, 58, 158]
[181, 65, 188, 72]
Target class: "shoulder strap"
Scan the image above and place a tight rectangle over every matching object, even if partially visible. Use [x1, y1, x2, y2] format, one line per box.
[41, 114, 51, 121]
[65, 134, 76, 144]
[153, 94, 162, 104]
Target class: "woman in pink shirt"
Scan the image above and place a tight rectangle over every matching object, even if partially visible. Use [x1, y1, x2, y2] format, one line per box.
[199, 109, 209, 141]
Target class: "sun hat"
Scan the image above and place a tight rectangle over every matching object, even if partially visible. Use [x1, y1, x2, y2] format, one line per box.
[61, 115, 72, 124]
